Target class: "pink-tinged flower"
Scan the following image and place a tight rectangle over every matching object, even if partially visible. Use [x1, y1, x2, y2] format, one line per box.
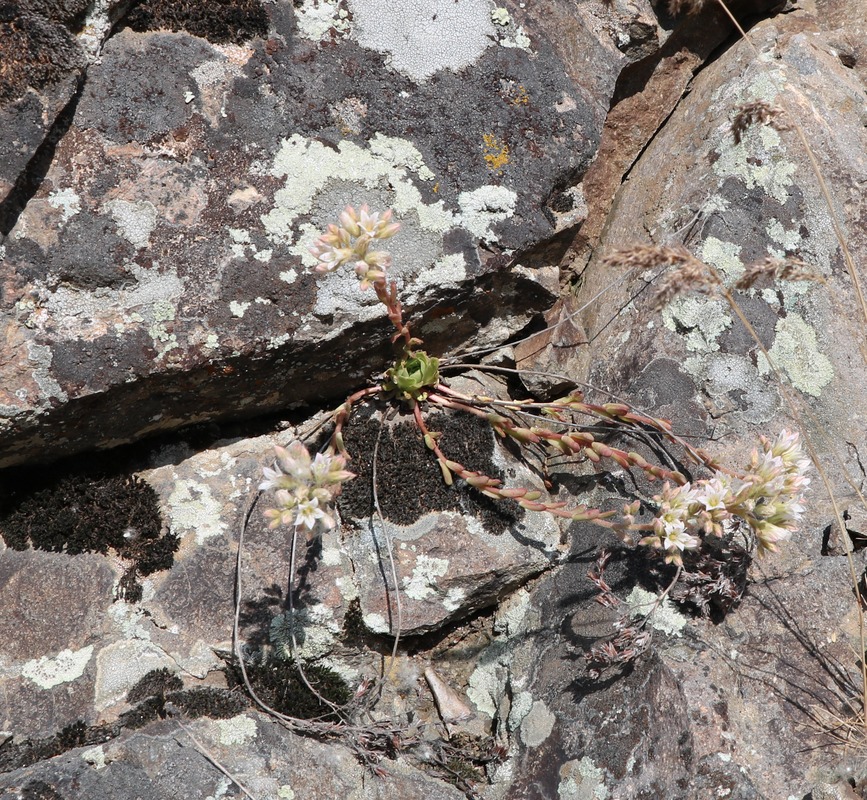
[310, 243, 355, 273]
[754, 519, 792, 554]
[261, 442, 355, 535]
[275, 442, 312, 483]
[308, 206, 400, 287]
[339, 206, 362, 237]
[294, 497, 325, 531]
[356, 205, 400, 239]
[309, 451, 355, 486]
[259, 466, 287, 492]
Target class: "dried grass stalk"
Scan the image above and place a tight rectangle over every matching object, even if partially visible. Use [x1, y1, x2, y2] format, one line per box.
[731, 100, 788, 144]
[734, 256, 826, 290]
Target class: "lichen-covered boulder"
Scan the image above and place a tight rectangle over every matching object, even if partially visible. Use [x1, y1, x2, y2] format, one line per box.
[0, 388, 574, 779]
[0, 0, 682, 468]
[559, 2, 867, 796]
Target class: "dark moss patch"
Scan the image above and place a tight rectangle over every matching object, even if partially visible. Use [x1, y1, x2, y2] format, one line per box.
[20, 780, 65, 800]
[341, 596, 365, 642]
[119, 695, 166, 730]
[124, 668, 247, 727]
[337, 408, 522, 534]
[125, 0, 269, 44]
[169, 687, 247, 719]
[0, 474, 177, 601]
[127, 668, 184, 705]
[228, 658, 350, 720]
[0, 673, 248, 772]
[0, 3, 84, 104]
[0, 719, 116, 773]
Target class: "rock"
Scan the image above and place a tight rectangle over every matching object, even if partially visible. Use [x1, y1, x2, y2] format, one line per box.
[0, 0, 681, 468]
[0, 716, 468, 799]
[0, 385, 572, 775]
[563, 0, 867, 795]
[4, 0, 866, 797]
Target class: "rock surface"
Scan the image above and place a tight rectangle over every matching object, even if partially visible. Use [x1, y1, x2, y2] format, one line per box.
[3, 0, 867, 799]
[0, 0, 684, 468]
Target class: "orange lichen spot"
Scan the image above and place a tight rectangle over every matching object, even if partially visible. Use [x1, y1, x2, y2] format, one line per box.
[482, 133, 510, 171]
[511, 85, 530, 105]
[500, 81, 529, 106]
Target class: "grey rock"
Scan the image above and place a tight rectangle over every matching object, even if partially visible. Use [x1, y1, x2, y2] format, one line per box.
[0, 0, 667, 467]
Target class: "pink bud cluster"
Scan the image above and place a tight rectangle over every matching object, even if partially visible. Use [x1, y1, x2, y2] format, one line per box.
[639, 429, 810, 563]
[309, 204, 400, 290]
[260, 442, 355, 534]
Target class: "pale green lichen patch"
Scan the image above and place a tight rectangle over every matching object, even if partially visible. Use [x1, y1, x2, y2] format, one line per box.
[491, 7, 511, 25]
[662, 296, 732, 352]
[626, 587, 687, 636]
[700, 236, 744, 284]
[277, 787, 296, 800]
[493, 587, 534, 637]
[262, 134, 455, 252]
[363, 612, 389, 634]
[558, 756, 609, 800]
[213, 714, 257, 746]
[757, 313, 833, 397]
[507, 690, 533, 731]
[348, 0, 495, 83]
[27, 342, 68, 403]
[443, 586, 467, 613]
[104, 199, 158, 249]
[47, 188, 81, 222]
[467, 641, 508, 718]
[402, 555, 449, 600]
[293, 0, 349, 41]
[458, 185, 518, 238]
[108, 601, 153, 640]
[711, 122, 796, 205]
[168, 478, 226, 543]
[407, 253, 467, 297]
[229, 300, 250, 318]
[262, 133, 514, 260]
[94, 640, 174, 709]
[21, 645, 94, 689]
[81, 745, 107, 770]
[684, 352, 779, 424]
[520, 699, 556, 747]
[767, 218, 801, 251]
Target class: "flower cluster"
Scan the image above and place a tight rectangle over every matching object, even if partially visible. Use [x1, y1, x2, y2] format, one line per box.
[260, 442, 355, 533]
[640, 430, 810, 563]
[309, 204, 400, 290]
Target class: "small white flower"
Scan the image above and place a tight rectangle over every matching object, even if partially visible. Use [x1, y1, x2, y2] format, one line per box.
[662, 520, 700, 552]
[295, 497, 325, 531]
[697, 476, 728, 512]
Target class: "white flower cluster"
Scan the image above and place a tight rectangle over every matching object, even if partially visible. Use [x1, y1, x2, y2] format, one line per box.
[309, 204, 400, 290]
[641, 429, 810, 564]
[260, 442, 355, 533]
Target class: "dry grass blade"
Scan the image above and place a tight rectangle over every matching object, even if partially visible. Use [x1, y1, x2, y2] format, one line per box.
[667, 0, 708, 15]
[731, 100, 788, 144]
[734, 257, 827, 290]
[603, 244, 721, 310]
